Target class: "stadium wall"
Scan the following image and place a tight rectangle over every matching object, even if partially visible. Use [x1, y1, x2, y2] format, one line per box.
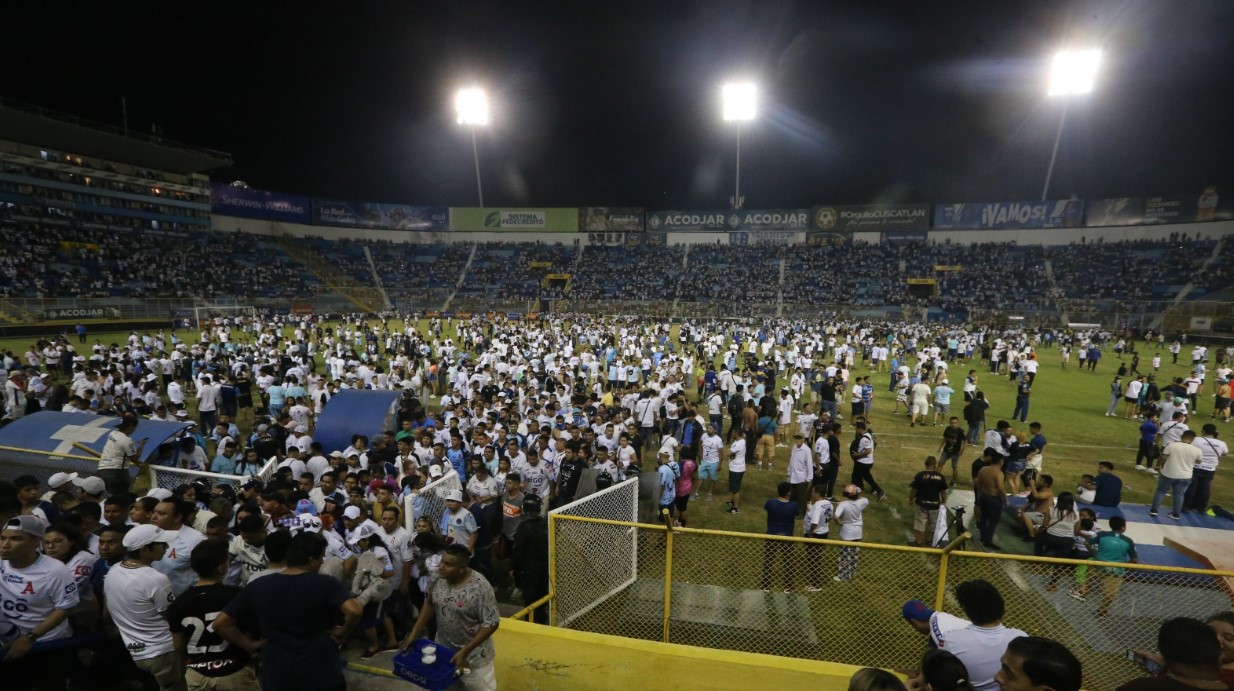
[215, 214, 1232, 248]
[489, 618, 870, 690]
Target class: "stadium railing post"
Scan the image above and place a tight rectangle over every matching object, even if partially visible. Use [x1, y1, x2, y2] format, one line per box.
[548, 513, 558, 627]
[934, 531, 971, 611]
[661, 507, 673, 643]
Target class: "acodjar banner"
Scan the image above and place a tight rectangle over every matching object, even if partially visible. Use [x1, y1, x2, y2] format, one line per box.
[645, 209, 809, 232]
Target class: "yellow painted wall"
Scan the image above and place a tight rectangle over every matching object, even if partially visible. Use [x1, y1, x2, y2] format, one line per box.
[490, 619, 878, 690]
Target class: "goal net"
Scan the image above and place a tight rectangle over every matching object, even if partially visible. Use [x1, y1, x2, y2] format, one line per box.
[403, 469, 463, 533]
[548, 477, 640, 628]
[192, 304, 257, 330]
[146, 456, 278, 494]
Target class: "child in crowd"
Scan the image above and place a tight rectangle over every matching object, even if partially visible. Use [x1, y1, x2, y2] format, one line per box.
[1068, 508, 1100, 601]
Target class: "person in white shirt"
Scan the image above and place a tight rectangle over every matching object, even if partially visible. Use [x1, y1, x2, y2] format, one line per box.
[196, 375, 222, 432]
[726, 437, 747, 514]
[0, 514, 81, 677]
[832, 484, 869, 581]
[802, 485, 834, 592]
[1184, 423, 1228, 514]
[931, 579, 1027, 691]
[104, 524, 184, 691]
[787, 435, 813, 514]
[151, 499, 207, 597]
[698, 425, 723, 501]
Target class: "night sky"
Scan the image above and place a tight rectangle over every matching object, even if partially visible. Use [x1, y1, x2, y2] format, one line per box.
[4, 1, 1232, 209]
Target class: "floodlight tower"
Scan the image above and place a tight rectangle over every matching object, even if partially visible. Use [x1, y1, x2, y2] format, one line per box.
[722, 82, 757, 211]
[1042, 49, 1100, 200]
[455, 87, 489, 208]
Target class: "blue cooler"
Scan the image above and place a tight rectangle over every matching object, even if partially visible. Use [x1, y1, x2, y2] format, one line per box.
[392, 639, 458, 690]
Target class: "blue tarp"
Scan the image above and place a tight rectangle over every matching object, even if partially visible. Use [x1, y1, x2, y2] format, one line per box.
[314, 390, 400, 454]
[0, 411, 191, 463]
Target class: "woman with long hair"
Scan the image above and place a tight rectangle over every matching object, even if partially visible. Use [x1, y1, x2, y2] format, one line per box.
[42, 520, 99, 632]
[1036, 491, 1080, 589]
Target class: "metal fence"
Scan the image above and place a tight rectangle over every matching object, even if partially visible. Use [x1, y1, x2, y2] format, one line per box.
[548, 478, 640, 628]
[545, 516, 1234, 691]
[402, 469, 462, 533]
[0, 445, 134, 488]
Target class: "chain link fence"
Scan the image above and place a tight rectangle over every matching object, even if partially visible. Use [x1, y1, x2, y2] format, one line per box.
[944, 550, 1234, 691]
[545, 519, 1234, 689]
[548, 478, 640, 629]
[403, 469, 462, 532]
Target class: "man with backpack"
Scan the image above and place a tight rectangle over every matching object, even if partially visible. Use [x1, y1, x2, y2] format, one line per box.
[657, 450, 681, 526]
[849, 421, 885, 501]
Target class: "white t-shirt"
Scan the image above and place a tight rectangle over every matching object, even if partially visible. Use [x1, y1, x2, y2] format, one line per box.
[1194, 436, 1228, 472]
[701, 434, 722, 464]
[0, 554, 79, 641]
[728, 439, 747, 473]
[381, 527, 414, 591]
[103, 563, 176, 660]
[152, 525, 207, 596]
[834, 497, 869, 540]
[1160, 441, 1203, 479]
[99, 429, 138, 471]
[933, 623, 1028, 691]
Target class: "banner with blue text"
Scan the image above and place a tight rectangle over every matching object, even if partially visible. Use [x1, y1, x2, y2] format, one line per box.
[313, 200, 448, 230]
[210, 184, 312, 223]
[932, 200, 1085, 230]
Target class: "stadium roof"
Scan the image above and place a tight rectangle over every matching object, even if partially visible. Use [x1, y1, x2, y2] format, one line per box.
[0, 97, 231, 174]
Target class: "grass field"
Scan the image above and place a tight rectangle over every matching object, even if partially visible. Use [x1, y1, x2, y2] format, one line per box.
[6, 320, 1230, 550]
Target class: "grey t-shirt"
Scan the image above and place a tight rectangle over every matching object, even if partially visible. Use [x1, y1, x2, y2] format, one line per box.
[429, 570, 501, 667]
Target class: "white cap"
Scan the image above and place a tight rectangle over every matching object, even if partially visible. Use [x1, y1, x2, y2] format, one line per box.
[145, 488, 174, 501]
[298, 515, 323, 534]
[123, 524, 167, 550]
[348, 523, 377, 546]
[48, 472, 79, 489]
[428, 464, 444, 478]
[445, 489, 464, 502]
[73, 476, 106, 496]
[343, 505, 362, 520]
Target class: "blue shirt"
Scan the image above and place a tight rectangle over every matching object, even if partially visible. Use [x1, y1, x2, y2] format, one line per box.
[764, 499, 799, 536]
[1139, 420, 1158, 443]
[658, 464, 677, 506]
[933, 385, 955, 405]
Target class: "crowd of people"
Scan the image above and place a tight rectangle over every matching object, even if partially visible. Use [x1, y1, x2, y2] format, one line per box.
[4, 204, 1231, 321]
[0, 312, 1229, 691]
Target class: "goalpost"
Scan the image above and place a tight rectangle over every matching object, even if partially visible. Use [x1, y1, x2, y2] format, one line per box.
[548, 477, 640, 628]
[192, 304, 257, 330]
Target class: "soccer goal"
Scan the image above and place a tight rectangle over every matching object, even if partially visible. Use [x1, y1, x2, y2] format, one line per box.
[192, 304, 257, 330]
[403, 469, 463, 533]
[146, 456, 278, 494]
[548, 476, 640, 628]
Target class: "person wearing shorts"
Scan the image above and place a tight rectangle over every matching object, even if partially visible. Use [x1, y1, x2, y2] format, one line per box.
[726, 436, 747, 514]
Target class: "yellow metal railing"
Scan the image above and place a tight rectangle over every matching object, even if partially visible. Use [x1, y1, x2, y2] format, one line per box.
[533, 513, 1234, 691]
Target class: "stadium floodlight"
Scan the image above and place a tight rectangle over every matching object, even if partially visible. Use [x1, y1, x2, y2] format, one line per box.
[721, 82, 757, 122]
[1047, 49, 1101, 97]
[455, 87, 488, 207]
[721, 82, 757, 210]
[1041, 49, 1100, 199]
[455, 87, 489, 126]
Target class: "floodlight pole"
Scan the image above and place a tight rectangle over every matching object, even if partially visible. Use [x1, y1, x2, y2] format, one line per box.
[733, 124, 742, 211]
[469, 125, 485, 208]
[1041, 100, 1070, 201]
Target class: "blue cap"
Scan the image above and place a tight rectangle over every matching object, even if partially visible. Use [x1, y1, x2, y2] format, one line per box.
[294, 499, 318, 516]
[902, 599, 934, 622]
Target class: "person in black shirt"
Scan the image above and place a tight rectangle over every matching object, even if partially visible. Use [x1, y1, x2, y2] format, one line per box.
[214, 533, 362, 691]
[510, 494, 550, 624]
[552, 448, 587, 510]
[909, 457, 949, 547]
[166, 539, 259, 690]
[938, 417, 967, 487]
[760, 482, 799, 592]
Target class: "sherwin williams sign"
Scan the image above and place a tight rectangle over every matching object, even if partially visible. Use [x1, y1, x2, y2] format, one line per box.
[210, 184, 311, 223]
[449, 208, 578, 232]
